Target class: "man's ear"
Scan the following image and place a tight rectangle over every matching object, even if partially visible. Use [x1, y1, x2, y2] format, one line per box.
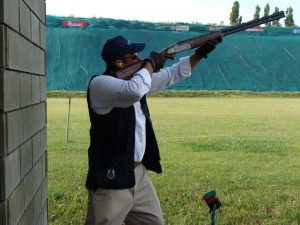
[115, 60, 124, 69]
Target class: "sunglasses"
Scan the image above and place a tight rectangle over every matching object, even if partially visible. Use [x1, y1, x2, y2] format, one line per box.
[123, 53, 138, 61]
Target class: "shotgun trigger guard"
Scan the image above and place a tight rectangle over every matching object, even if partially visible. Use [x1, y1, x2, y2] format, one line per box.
[164, 53, 176, 60]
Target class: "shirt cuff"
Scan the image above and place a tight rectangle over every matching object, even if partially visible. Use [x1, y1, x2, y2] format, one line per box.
[179, 56, 192, 77]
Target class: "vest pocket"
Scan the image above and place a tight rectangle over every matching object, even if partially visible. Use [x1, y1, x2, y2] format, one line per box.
[94, 154, 135, 189]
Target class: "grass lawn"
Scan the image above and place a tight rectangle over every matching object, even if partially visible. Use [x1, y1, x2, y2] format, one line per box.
[47, 96, 300, 225]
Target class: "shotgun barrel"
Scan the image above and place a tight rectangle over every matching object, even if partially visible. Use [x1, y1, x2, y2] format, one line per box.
[116, 11, 285, 80]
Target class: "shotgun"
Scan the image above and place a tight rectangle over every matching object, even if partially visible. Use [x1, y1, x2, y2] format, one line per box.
[116, 11, 285, 80]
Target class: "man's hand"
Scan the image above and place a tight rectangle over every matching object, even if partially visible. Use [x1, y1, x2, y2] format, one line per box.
[195, 35, 223, 59]
[144, 52, 166, 72]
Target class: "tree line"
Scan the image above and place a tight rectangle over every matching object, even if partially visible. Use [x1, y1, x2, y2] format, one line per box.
[229, 1, 296, 27]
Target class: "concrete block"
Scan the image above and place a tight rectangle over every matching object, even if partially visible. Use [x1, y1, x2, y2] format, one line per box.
[20, 200, 34, 225]
[32, 75, 40, 104]
[0, 158, 4, 201]
[23, 102, 46, 141]
[33, 157, 43, 194]
[0, 201, 8, 225]
[20, 0, 31, 40]
[40, 76, 46, 102]
[40, 23, 46, 50]
[40, 102, 46, 126]
[8, 182, 25, 225]
[42, 153, 47, 179]
[41, 1, 46, 25]
[7, 29, 33, 73]
[7, 110, 23, 153]
[1, 70, 21, 112]
[0, 25, 7, 68]
[23, 0, 33, 10]
[43, 202, 47, 225]
[32, 131, 41, 165]
[40, 127, 47, 151]
[33, 0, 43, 20]
[0, 0, 3, 22]
[2, 149, 21, 199]
[36, 211, 43, 225]
[33, 187, 41, 225]
[7, 109, 23, 153]
[2, 0, 20, 32]
[31, 12, 40, 46]
[23, 169, 34, 209]
[20, 139, 33, 179]
[41, 177, 47, 207]
[33, 45, 45, 75]
[20, 74, 32, 108]
[23, 106, 37, 141]
[0, 113, 6, 158]
[40, 127, 46, 152]
[0, 73, 2, 113]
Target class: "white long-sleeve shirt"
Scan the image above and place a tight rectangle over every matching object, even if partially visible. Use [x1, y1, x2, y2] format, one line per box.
[89, 56, 192, 162]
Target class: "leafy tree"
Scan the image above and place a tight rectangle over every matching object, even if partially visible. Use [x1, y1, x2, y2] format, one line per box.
[264, 3, 270, 26]
[254, 5, 261, 19]
[284, 6, 295, 27]
[264, 3, 271, 27]
[238, 16, 242, 25]
[230, 1, 242, 25]
[264, 3, 270, 16]
[272, 7, 281, 27]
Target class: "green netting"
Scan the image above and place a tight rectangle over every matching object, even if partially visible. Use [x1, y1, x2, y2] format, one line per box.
[46, 16, 300, 91]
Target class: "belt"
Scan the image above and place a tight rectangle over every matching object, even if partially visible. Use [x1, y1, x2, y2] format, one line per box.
[134, 162, 141, 168]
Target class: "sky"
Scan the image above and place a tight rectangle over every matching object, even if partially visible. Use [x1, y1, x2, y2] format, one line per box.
[46, 0, 300, 26]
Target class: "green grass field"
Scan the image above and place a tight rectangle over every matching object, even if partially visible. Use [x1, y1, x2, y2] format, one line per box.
[48, 96, 300, 225]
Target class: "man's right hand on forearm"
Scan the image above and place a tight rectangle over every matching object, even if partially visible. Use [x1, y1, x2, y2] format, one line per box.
[144, 51, 166, 72]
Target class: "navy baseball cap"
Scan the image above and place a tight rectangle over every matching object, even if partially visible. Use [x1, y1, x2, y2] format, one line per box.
[101, 36, 145, 64]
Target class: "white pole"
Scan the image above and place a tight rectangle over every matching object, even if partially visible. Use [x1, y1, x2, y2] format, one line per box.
[66, 96, 71, 143]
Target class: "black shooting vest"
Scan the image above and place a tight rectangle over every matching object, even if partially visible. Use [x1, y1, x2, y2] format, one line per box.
[85, 71, 162, 190]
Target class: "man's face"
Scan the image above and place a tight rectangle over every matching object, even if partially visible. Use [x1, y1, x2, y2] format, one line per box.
[122, 53, 141, 66]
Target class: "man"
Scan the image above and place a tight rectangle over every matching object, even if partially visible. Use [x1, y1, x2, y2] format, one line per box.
[85, 35, 222, 225]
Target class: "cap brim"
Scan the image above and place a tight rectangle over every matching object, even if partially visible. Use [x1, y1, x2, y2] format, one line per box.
[129, 42, 145, 53]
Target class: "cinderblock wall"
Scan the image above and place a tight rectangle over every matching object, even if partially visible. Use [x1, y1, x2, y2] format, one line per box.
[0, 0, 47, 224]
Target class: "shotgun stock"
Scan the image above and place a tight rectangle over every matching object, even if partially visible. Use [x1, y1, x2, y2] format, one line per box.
[116, 11, 285, 80]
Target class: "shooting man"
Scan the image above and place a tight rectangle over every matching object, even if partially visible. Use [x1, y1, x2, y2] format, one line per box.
[84, 35, 222, 225]
[84, 11, 285, 225]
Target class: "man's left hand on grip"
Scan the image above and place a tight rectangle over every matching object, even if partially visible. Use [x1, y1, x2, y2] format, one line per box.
[195, 34, 223, 59]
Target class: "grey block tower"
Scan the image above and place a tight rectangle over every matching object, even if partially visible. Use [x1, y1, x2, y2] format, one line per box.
[0, 0, 47, 224]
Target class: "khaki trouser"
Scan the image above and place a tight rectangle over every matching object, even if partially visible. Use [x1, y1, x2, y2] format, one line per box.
[85, 164, 164, 225]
